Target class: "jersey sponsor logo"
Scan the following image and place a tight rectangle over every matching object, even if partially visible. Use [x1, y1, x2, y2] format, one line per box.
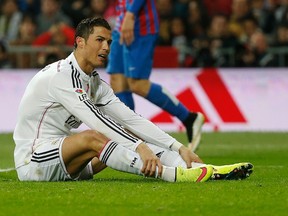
[65, 115, 82, 129]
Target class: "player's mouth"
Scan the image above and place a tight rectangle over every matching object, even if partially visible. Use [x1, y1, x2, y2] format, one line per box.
[98, 54, 107, 60]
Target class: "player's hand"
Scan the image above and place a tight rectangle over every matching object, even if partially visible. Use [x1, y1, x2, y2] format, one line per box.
[136, 142, 163, 177]
[120, 11, 135, 46]
[178, 145, 203, 168]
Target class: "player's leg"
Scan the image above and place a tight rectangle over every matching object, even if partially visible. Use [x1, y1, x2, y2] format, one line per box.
[61, 130, 109, 178]
[109, 73, 134, 109]
[106, 30, 134, 110]
[124, 34, 204, 150]
[16, 131, 108, 181]
[146, 143, 203, 168]
[17, 130, 211, 182]
[77, 157, 107, 180]
[183, 112, 205, 152]
[146, 143, 187, 168]
[62, 130, 212, 182]
[146, 143, 253, 180]
[211, 162, 254, 180]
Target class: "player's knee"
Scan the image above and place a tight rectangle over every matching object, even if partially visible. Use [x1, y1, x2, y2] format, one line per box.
[110, 77, 121, 91]
[110, 74, 128, 92]
[128, 80, 149, 96]
[82, 130, 110, 150]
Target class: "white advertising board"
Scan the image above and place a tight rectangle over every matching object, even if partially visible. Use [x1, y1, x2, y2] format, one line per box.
[0, 68, 287, 133]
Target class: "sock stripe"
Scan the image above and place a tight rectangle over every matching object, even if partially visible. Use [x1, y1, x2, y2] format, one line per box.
[175, 167, 177, 182]
[101, 142, 118, 164]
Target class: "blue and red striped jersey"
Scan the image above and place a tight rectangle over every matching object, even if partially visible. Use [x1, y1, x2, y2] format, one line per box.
[114, 0, 159, 36]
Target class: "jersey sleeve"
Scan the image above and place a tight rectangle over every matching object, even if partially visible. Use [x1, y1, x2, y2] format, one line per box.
[49, 71, 142, 151]
[97, 81, 176, 150]
[127, 0, 146, 15]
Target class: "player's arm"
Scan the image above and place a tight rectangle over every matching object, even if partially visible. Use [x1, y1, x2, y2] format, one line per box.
[101, 97, 177, 150]
[97, 80, 203, 166]
[97, 81, 184, 151]
[127, 0, 146, 14]
[120, 0, 146, 45]
[120, 11, 135, 45]
[178, 146, 203, 167]
[49, 72, 143, 152]
[136, 142, 163, 177]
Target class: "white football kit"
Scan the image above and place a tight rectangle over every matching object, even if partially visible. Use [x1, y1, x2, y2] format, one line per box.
[13, 53, 177, 175]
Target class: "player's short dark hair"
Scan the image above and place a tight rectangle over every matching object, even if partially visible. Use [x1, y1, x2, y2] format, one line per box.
[74, 17, 111, 48]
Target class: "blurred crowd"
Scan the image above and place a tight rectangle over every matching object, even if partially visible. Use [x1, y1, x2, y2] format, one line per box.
[0, 0, 288, 69]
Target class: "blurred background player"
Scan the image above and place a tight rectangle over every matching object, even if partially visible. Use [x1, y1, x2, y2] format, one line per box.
[106, 0, 204, 151]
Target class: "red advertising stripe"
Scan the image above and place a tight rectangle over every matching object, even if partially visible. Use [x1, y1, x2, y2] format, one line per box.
[150, 87, 210, 123]
[197, 69, 246, 123]
[177, 88, 210, 123]
[150, 111, 173, 123]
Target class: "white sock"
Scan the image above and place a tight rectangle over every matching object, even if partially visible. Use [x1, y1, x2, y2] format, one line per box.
[98, 141, 177, 182]
[161, 166, 176, 182]
[146, 143, 206, 168]
[99, 141, 143, 175]
[146, 143, 187, 168]
[192, 162, 205, 167]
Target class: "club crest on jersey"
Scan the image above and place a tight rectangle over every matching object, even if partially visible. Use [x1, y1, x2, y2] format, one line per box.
[75, 89, 84, 94]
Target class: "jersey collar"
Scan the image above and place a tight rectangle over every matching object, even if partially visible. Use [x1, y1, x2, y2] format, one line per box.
[68, 52, 96, 81]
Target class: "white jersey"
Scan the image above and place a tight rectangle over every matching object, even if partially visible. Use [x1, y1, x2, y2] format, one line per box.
[13, 53, 176, 169]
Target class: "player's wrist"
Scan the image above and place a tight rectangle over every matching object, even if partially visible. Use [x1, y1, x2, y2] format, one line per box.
[170, 141, 183, 152]
[134, 140, 145, 152]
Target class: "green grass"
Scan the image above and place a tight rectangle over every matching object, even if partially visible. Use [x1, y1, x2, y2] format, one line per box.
[1, 132, 288, 216]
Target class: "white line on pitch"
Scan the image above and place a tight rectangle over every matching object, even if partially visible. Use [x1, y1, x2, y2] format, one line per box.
[0, 168, 15, 172]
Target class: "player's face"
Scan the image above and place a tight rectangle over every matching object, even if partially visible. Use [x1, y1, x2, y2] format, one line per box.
[84, 26, 112, 68]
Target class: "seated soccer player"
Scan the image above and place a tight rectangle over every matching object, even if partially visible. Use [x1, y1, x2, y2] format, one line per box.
[13, 17, 253, 182]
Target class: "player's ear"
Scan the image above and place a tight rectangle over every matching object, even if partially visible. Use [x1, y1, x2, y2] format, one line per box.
[76, 36, 85, 48]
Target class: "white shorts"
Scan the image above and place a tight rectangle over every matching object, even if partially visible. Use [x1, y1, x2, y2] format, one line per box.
[16, 137, 93, 181]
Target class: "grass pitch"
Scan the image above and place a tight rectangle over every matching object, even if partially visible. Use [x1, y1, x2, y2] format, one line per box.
[0, 132, 288, 216]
